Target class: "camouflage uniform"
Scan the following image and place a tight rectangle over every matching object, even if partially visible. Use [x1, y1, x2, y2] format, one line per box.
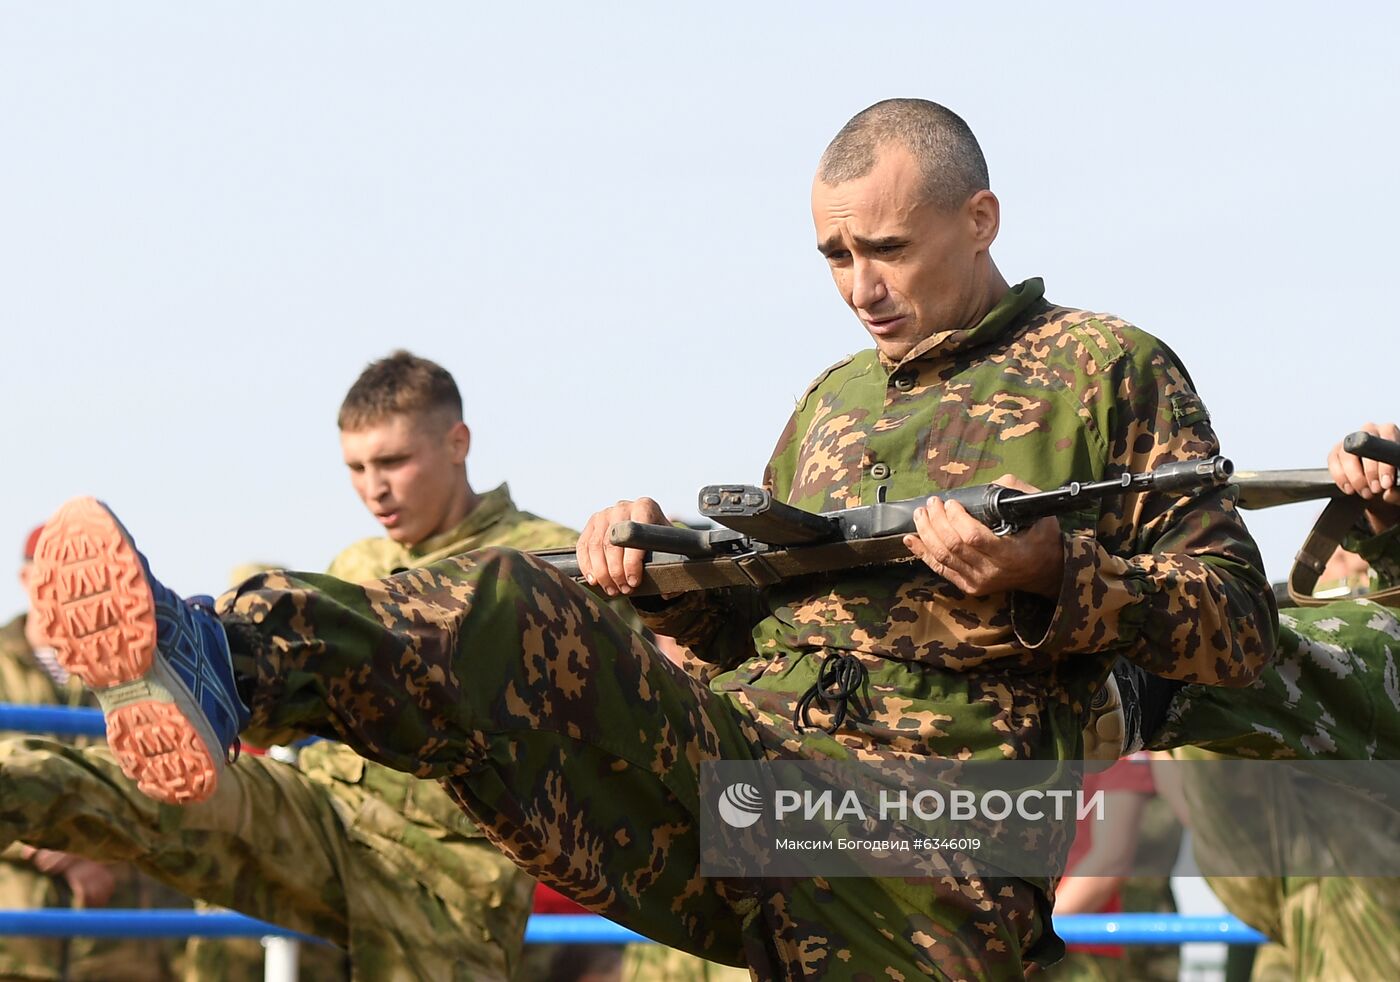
[210, 279, 1274, 980]
[621, 944, 752, 980]
[1149, 525, 1400, 762]
[0, 485, 576, 981]
[1149, 528, 1400, 980]
[0, 615, 186, 982]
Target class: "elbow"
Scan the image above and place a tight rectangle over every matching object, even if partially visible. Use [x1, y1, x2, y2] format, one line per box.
[1144, 606, 1277, 688]
[1197, 590, 1279, 688]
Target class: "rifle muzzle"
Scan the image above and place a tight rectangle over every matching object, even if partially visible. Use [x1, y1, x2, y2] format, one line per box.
[1150, 455, 1233, 492]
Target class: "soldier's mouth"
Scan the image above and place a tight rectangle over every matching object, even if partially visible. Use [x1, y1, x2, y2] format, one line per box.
[864, 315, 908, 335]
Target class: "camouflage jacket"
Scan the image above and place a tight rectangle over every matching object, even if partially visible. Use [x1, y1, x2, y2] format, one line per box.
[301, 484, 578, 837]
[638, 279, 1276, 762]
[325, 482, 575, 582]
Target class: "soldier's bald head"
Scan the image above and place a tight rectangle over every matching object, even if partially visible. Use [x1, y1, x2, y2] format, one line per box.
[818, 99, 989, 212]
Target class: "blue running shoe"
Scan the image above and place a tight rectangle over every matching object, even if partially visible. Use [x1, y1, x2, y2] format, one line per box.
[27, 497, 250, 804]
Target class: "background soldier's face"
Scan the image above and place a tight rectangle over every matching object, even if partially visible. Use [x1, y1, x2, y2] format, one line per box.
[812, 147, 992, 362]
[339, 411, 470, 546]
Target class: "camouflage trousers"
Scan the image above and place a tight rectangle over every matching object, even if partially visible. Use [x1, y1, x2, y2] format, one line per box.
[1149, 599, 1400, 980]
[1205, 874, 1400, 981]
[1036, 950, 1127, 982]
[0, 738, 533, 981]
[1168, 750, 1400, 981]
[1150, 599, 1400, 760]
[218, 548, 1058, 981]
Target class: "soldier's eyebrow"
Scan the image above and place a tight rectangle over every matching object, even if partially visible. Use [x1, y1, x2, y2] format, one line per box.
[856, 234, 906, 249]
[817, 233, 906, 256]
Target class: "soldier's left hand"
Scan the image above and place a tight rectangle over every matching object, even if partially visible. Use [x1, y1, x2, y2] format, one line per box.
[903, 475, 1065, 597]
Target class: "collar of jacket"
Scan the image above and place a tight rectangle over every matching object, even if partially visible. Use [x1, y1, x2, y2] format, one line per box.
[883, 277, 1046, 372]
[405, 482, 516, 560]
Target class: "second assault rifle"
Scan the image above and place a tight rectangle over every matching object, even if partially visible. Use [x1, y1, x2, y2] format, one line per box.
[538, 456, 1235, 597]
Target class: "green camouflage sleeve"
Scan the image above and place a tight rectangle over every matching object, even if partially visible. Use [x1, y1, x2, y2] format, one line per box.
[1010, 331, 1277, 685]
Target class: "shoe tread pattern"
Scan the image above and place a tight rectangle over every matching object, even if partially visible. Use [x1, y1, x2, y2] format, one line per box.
[30, 497, 156, 689]
[107, 702, 218, 804]
[30, 496, 219, 804]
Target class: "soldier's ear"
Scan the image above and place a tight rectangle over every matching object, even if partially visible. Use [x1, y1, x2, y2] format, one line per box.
[448, 420, 471, 465]
[966, 190, 1000, 249]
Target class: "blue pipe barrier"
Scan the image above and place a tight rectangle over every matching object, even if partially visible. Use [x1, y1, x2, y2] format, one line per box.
[1055, 914, 1267, 945]
[0, 704, 106, 737]
[0, 910, 1267, 945]
[525, 914, 650, 945]
[0, 910, 319, 942]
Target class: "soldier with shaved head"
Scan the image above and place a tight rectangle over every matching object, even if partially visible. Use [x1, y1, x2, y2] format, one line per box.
[30, 101, 1274, 979]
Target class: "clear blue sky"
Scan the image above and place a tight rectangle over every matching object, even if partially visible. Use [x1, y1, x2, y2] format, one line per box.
[2, 3, 1397, 617]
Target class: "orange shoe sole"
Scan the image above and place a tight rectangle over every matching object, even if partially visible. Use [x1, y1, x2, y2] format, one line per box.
[29, 497, 221, 804]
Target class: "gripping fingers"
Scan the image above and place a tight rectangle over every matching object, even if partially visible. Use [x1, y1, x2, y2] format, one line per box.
[910, 499, 975, 590]
[1333, 422, 1400, 497]
[579, 509, 622, 595]
[580, 498, 666, 595]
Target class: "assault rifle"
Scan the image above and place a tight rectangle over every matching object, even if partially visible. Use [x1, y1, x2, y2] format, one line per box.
[537, 456, 1234, 598]
[538, 433, 1400, 598]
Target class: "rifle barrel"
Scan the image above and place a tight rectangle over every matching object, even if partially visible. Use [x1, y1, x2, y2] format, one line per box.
[1229, 469, 1336, 510]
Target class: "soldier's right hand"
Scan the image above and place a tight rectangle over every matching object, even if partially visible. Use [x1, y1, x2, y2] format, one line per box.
[1329, 422, 1400, 534]
[578, 497, 668, 596]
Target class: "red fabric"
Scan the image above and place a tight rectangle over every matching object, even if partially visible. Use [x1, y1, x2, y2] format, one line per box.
[533, 882, 590, 915]
[1063, 756, 1156, 958]
[22, 525, 43, 561]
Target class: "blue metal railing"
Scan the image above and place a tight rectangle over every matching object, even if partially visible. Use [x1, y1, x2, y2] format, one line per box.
[1, 704, 106, 737]
[0, 910, 1266, 945]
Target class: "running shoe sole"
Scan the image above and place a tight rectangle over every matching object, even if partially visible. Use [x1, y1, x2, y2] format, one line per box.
[29, 497, 223, 804]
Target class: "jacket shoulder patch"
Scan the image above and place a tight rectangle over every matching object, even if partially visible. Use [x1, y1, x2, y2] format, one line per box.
[1170, 391, 1210, 427]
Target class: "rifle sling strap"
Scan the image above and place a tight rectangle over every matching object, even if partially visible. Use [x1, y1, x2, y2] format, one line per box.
[1288, 495, 1365, 607]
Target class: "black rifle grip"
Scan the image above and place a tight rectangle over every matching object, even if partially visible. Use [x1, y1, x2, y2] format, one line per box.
[1343, 432, 1400, 469]
[608, 522, 715, 558]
